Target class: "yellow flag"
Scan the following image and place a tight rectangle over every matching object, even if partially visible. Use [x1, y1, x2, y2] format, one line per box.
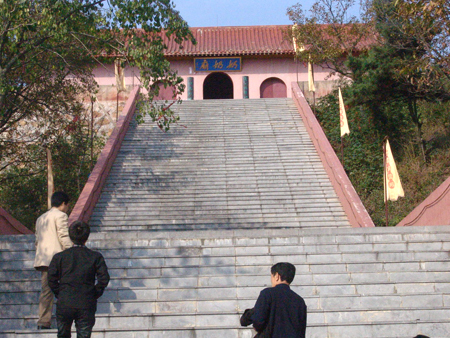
[291, 24, 304, 52]
[339, 88, 350, 137]
[114, 59, 126, 92]
[384, 140, 404, 202]
[308, 62, 315, 92]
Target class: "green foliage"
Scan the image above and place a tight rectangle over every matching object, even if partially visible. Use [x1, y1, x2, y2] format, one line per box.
[0, 0, 194, 229]
[287, 0, 376, 79]
[1, 0, 194, 174]
[316, 90, 450, 226]
[290, 0, 450, 225]
[136, 99, 180, 132]
[0, 114, 105, 230]
[0, 156, 47, 230]
[315, 89, 384, 199]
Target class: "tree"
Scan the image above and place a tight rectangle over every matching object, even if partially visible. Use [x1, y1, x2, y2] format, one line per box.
[0, 111, 105, 229]
[348, 0, 450, 160]
[0, 0, 194, 174]
[287, 0, 376, 79]
[288, 0, 450, 161]
[389, 0, 450, 85]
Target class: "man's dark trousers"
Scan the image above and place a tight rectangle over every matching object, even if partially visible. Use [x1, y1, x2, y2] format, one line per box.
[56, 307, 95, 338]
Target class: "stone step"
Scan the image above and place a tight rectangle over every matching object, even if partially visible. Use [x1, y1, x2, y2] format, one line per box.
[1, 238, 447, 264]
[1, 255, 448, 281]
[90, 97, 351, 231]
[3, 243, 448, 267]
[7, 320, 450, 338]
[4, 268, 449, 288]
[2, 226, 450, 250]
[2, 98, 450, 337]
[1, 291, 447, 313]
[4, 308, 449, 334]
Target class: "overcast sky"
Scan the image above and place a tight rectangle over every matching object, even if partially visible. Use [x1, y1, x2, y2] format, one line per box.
[172, 0, 302, 27]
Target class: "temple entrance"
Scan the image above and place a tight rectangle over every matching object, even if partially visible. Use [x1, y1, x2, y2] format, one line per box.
[203, 73, 233, 99]
[260, 77, 287, 98]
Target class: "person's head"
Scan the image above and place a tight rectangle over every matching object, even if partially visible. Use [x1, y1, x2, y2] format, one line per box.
[271, 262, 296, 286]
[51, 191, 70, 212]
[413, 335, 430, 338]
[69, 221, 90, 245]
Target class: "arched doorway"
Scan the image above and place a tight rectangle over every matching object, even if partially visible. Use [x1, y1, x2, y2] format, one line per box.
[203, 73, 233, 99]
[260, 78, 287, 98]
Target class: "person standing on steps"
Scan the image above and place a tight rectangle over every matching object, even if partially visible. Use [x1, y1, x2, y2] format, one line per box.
[34, 191, 73, 330]
[240, 262, 307, 338]
[48, 220, 110, 338]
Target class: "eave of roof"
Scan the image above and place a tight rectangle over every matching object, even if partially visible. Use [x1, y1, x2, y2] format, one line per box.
[164, 25, 295, 57]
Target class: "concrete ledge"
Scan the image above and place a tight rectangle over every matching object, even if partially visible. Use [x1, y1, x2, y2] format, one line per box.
[291, 82, 374, 228]
[0, 208, 32, 235]
[398, 176, 450, 226]
[68, 86, 141, 225]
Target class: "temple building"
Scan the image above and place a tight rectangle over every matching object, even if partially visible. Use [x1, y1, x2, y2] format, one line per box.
[93, 25, 338, 102]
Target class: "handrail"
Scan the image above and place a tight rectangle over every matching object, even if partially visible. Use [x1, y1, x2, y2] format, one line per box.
[68, 86, 141, 225]
[291, 82, 374, 227]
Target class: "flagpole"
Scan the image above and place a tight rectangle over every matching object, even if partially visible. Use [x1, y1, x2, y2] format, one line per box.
[313, 91, 316, 114]
[312, 64, 316, 114]
[341, 136, 344, 167]
[383, 137, 389, 227]
[90, 96, 95, 171]
[47, 147, 54, 210]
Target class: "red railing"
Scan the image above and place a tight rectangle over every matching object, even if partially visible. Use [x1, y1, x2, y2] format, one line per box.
[291, 82, 374, 228]
[0, 207, 33, 235]
[68, 86, 141, 225]
[397, 175, 450, 226]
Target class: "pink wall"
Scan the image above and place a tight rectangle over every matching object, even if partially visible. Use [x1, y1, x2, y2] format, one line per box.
[92, 64, 140, 88]
[92, 57, 336, 100]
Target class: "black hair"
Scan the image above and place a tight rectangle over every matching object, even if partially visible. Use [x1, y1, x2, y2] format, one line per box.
[271, 262, 296, 284]
[51, 191, 70, 208]
[69, 221, 90, 245]
[413, 336, 430, 338]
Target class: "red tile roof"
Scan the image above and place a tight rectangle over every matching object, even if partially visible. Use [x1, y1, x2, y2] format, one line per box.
[164, 25, 295, 57]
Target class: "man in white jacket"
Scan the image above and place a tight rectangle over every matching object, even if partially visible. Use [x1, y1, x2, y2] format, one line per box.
[34, 192, 73, 329]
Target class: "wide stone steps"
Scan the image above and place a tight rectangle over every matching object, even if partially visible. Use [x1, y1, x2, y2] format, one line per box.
[6, 320, 450, 338]
[1, 226, 450, 337]
[89, 98, 351, 231]
[2, 98, 449, 337]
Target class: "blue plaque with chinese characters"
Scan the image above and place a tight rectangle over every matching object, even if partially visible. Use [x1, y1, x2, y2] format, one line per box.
[194, 57, 242, 72]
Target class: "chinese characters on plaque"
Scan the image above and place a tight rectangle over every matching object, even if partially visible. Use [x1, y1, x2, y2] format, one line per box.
[194, 57, 242, 72]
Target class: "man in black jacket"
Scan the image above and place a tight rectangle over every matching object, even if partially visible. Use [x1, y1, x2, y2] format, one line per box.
[240, 262, 307, 338]
[48, 221, 110, 338]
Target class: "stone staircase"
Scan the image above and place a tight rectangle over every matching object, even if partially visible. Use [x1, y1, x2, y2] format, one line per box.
[1, 98, 449, 338]
[1, 226, 450, 337]
[90, 99, 350, 231]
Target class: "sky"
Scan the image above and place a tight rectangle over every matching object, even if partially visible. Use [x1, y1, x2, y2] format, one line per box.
[171, 0, 304, 27]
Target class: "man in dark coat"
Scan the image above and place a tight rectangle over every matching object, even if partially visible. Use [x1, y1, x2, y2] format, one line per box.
[48, 221, 110, 338]
[240, 262, 307, 338]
